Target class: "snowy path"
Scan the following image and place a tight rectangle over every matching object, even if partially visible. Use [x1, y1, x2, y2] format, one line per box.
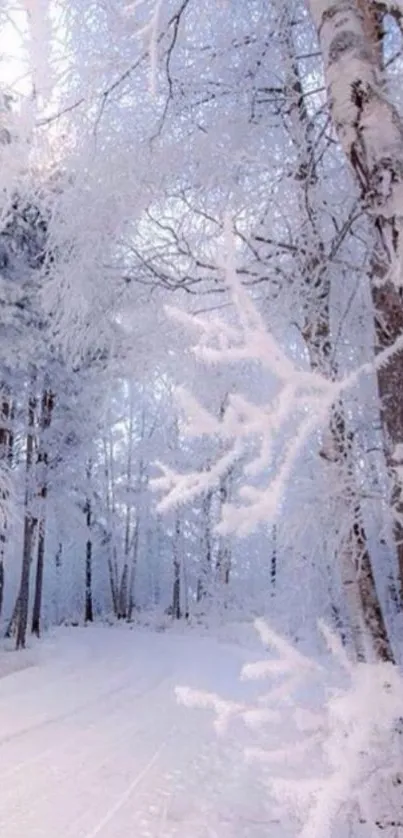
[0, 625, 271, 838]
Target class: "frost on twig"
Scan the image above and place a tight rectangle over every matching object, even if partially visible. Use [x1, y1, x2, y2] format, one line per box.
[152, 219, 338, 533]
[175, 685, 248, 735]
[153, 214, 403, 533]
[177, 618, 403, 838]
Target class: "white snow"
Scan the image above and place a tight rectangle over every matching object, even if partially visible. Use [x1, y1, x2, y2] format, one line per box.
[1, 622, 402, 838]
[0, 624, 272, 838]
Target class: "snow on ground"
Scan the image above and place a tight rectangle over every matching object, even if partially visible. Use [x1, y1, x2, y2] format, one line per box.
[0, 623, 275, 838]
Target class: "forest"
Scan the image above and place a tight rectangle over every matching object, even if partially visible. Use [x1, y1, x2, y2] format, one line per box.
[1, 2, 403, 837]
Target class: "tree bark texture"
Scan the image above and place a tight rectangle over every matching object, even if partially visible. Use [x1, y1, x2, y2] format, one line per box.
[0, 390, 13, 618]
[32, 389, 54, 637]
[288, 10, 394, 660]
[308, 0, 403, 604]
[85, 461, 93, 623]
[172, 514, 181, 619]
[16, 393, 37, 650]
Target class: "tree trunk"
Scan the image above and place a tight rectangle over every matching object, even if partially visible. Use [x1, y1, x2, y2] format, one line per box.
[321, 407, 394, 662]
[308, 0, 403, 604]
[181, 548, 190, 619]
[285, 11, 393, 661]
[31, 389, 54, 637]
[54, 542, 62, 624]
[5, 594, 19, 638]
[31, 523, 45, 638]
[197, 490, 213, 602]
[118, 399, 136, 621]
[127, 520, 139, 622]
[16, 392, 37, 650]
[102, 430, 119, 617]
[271, 523, 277, 595]
[172, 514, 181, 619]
[0, 390, 13, 618]
[0, 396, 9, 576]
[85, 460, 93, 623]
[107, 554, 119, 616]
[85, 530, 93, 623]
[0, 559, 4, 619]
[216, 473, 232, 586]
[124, 385, 135, 561]
[16, 517, 36, 649]
[118, 563, 129, 619]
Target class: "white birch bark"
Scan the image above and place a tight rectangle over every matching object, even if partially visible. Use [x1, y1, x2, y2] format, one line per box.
[308, 0, 403, 615]
[285, 8, 394, 661]
[309, 0, 403, 257]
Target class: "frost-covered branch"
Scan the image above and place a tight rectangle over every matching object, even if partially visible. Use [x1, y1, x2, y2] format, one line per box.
[177, 618, 403, 838]
[152, 222, 403, 534]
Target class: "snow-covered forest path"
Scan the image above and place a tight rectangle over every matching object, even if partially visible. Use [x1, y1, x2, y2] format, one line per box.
[0, 626, 271, 838]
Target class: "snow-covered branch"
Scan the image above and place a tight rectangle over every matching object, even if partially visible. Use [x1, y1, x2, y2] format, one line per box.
[153, 222, 401, 534]
[177, 618, 403, 838]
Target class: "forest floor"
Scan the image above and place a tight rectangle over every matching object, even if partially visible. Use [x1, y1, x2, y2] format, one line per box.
[0, 621, 277, 838]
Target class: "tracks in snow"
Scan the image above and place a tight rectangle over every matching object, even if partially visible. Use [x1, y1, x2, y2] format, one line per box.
[0, 626, 269, 838]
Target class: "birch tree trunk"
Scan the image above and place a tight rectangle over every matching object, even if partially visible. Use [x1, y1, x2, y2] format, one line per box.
[0, 560, 3, 621]
[102, 434, 119, 615]
[308, 0, 403, 604]
[54, 542, 62, 624]
[216, 475, 231, 585]
[31, 388, 54, 637]
[214, 398, 232, 589]
[119, 386, 135, 619]
[84, 459, 93, 623]
[197, 489, 213, 602]
[16, 390, 37, 650]
[172, 513, 181, 619]
[181, 547, 190, 619]
[285, 11, 393, 661]
[0, 390, 12, 619]
[271, 523, 277, 596]
[127, 519, 139, 622]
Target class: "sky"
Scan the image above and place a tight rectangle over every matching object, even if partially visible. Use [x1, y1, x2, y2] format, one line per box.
[0, 7, 30, 97]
